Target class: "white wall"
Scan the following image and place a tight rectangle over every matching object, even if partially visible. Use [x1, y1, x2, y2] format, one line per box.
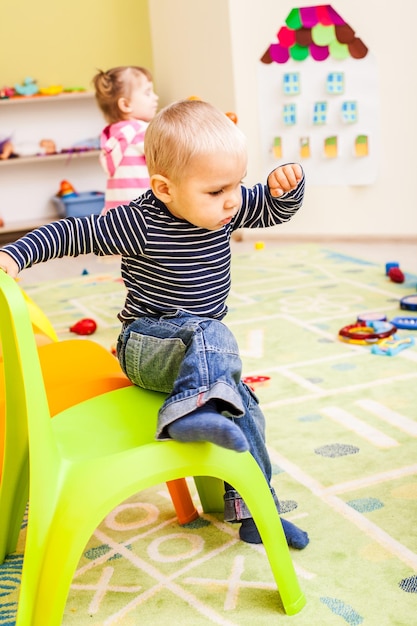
[149, 0, 417, 239]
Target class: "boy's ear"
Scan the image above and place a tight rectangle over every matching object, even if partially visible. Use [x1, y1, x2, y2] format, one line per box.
[118, 97, 132, 114]
[150, 175, 173, 202]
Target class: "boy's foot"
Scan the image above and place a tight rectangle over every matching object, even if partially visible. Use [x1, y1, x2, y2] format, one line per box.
[239, 517, 309, 549]
[167, 402, 249, 453]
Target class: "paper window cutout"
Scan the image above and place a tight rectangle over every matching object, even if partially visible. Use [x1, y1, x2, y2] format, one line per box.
[324, 136, 337, 158]
[283, 72, 300, 95]
[327, 72, 344, 94]
[283, 103, 297, 125]
[355, 134, 368, 157]
[300, 137, 310, 159]
[272, 137, 282, 158]
[341, 101, 358, 123]
[313, 101, 327, 125]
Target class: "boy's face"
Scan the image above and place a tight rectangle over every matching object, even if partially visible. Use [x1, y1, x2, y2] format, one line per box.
[164, 152, 247, 230]
[128, 77, 159, 122]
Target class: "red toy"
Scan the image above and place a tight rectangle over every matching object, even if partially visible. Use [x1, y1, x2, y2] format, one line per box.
[242, 375, 271, 391]
[388, 267, 405, 283]
[69, 318, 97, 335]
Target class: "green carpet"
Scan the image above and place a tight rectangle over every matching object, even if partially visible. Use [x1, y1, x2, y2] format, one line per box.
[1, 244, 417, 625]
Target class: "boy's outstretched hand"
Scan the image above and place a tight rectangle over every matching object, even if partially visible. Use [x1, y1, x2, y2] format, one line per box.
[268, 163, 303, 198]
[0, 251, 19, 279]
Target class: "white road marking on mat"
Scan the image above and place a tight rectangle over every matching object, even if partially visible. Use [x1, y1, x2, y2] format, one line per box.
[91, 526, 239, 626]
[183, 555, 277, 611]
[356, 399, 417, 437]
[269, 449, 417, 570]
[262, 371, 417, 409]
[239, 329, 264, 358]
[279, 369, 325, 393]
[400, 349, 417, 363]
[68, 298, 111, 327]
[324, 463, 417, 495]
[70, 566, 143, 614]
[321, 406, 399, 448]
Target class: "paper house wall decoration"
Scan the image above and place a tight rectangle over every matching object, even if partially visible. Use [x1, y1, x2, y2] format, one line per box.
[257, 4, 378, 185]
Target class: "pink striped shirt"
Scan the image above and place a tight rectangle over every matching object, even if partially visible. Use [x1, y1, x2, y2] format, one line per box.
[99, 119, 150, 212]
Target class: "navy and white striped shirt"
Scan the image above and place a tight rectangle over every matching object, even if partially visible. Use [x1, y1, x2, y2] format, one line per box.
[2, 178, 304, 323]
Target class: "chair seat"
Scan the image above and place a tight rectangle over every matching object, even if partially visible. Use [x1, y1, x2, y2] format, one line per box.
[52, 386, 165, 459]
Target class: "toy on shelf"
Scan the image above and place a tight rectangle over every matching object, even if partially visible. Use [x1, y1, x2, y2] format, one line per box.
[0, 137, 56, 160]
[14, 77, 39, 97]
[0, 135, 12, 160]
[0, 86, 16, 99]
[371, 335, 415, 356]
[69, 318, 97, 335]
[39, 85, 63, 96]
[225, 111, 238, 124]
[57, 180, 78, 198]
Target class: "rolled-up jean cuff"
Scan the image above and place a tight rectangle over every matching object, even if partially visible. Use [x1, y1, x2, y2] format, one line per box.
[156, 380, 245, 440]
[223, 488, 280, 522]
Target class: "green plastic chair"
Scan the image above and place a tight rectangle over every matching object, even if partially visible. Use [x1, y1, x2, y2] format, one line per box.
[0, 270, 306, 624]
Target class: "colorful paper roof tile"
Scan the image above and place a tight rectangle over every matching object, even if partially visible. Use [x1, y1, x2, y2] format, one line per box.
[260, 5, 368, 64]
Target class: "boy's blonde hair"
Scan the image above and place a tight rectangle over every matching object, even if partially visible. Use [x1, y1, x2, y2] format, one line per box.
[144, 100, 247, 182]
[92, 66, 152, 124]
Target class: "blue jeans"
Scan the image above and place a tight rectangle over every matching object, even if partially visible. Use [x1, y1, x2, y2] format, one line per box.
[116, 312, 280, 521]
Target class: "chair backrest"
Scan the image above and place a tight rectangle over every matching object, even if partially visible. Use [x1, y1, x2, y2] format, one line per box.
[0, 272, 59, 512]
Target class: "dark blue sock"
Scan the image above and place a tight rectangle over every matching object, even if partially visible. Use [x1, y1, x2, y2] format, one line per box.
[239, 517, 309, 549]
[167, 402, 249, 453]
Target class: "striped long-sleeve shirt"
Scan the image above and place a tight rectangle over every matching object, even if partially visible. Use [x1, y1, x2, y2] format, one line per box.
[100, 119, 150, 211]
[2, 176, 304, 324]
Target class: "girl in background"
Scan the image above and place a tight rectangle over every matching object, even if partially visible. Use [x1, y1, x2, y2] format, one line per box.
[93, 66, 159, 213]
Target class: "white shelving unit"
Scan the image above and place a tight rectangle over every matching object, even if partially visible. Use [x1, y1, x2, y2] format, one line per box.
[0, 92, 106, 237]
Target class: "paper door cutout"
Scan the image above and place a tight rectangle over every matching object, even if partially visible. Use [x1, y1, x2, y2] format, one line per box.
[355, 135, 368, 157]
[273, 137, 282, 158]
[300, 137, 310, 158]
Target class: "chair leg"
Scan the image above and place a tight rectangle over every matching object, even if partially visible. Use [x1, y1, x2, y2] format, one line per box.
[0, 462, 29, 562]
[193, 476, 225, 513]
[166, 478, 199, 524]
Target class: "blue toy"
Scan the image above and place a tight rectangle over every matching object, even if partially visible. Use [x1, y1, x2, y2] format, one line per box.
[14, 77, 39, 97]
[390, 316, 417, 330]
[371, 334, 415, 356]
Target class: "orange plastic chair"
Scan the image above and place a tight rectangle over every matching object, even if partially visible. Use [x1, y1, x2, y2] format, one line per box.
[0, 290, 199, 548]
[0, 271, 305, 624]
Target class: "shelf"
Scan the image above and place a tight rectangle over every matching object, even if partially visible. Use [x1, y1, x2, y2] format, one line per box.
[0, 88, 105, 235]
[0, 91, 94, 106]
[0, 149, 100, 167]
